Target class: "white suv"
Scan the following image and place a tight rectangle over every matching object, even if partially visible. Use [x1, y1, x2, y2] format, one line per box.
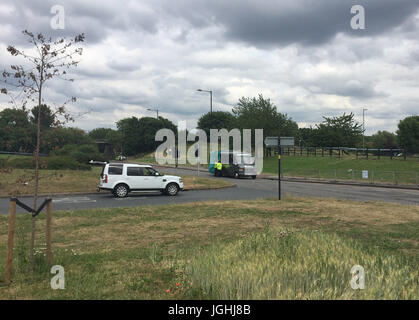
[98, 163, 183, 198]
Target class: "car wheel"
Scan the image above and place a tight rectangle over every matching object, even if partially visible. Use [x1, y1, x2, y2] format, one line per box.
[252, 175, 256, 179]
[234, 172, 240, 179]
[165, 183, 179, 196]
[114, 184, 129, 198]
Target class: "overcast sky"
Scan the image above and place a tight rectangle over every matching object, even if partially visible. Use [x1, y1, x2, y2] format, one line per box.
[1, 0, 418, 134]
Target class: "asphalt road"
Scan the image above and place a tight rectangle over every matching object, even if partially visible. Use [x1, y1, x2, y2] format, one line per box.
[1, 166, 418, 214]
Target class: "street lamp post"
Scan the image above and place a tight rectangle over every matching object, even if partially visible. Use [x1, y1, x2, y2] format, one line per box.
[147, 108, 159, 119]
[363, 108, 368, 149]
[197, 89, 212, 115]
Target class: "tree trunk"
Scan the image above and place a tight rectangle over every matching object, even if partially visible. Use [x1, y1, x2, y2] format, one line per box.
[30, 66, 43, 272]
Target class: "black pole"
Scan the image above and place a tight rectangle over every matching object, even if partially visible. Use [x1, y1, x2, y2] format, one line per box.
[278, 138, 281, 200]
[210, 91, 212, 115]
[175, 146, 178, 168]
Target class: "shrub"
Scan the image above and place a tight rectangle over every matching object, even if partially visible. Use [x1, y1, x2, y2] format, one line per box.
[7, 157, 37, 169]
[46, 156, 91, 170]
[77, 144, 97, 154]
[53, 144, 77, 156]
[53, 144, 107, 164]
[4, 156, 90, 170]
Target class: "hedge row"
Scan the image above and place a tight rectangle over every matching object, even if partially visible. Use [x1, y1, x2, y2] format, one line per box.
[1, 156, 92, 171]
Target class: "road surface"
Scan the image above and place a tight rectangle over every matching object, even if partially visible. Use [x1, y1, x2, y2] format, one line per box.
[1, 167, 418, 214]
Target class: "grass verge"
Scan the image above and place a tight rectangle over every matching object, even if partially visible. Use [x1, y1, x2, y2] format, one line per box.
[0, 168, 233, 197]
[131, 154, 419, 185]
[0, 197, 417, 299]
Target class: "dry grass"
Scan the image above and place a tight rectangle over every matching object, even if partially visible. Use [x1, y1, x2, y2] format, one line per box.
[0, 168, 233, 197]
[0, 196, 417, 299]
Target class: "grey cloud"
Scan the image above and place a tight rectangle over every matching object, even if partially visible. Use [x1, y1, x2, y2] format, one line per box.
[162, 0, 419, 47]
[0, 0, 160, 48]
[309, 80, 386, 99]
[1, 0, 418, 134]
[2, 0, 418, 50]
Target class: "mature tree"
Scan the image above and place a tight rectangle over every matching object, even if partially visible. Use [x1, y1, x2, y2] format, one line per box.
[30, 104, 55, 129]
[41, 127, 91, 153]
[88, 127, 123, 155]
[296, 127, 316, 147]
[1, 30, 84, 271]
[117, 116, 177, 156]
[371, 131, 398, 149]
[197, 111, 236, 139]
[106, 129, 124, 154]
[88, 127, 116, 140]
[314, 112, 363, 147]
[232, 94, 298, 138]
[397, 116, 419, 153]
[0, 107, 35, 152]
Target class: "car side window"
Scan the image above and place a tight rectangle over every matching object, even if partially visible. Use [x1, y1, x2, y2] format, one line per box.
[127, 167, 143, 176]
[108, 165, 123, 175]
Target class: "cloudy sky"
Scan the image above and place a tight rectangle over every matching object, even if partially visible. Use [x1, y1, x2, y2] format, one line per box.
[1, 0, 418, 134]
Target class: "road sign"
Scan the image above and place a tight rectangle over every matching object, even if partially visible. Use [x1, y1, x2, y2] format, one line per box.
[362, 170, 368, 179]
[264, 137, 295, 148]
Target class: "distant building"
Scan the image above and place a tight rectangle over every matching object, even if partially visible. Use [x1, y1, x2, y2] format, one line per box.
[94, 140, 115, 159]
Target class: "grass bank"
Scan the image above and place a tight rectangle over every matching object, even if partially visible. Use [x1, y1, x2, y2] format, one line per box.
[0, 168, 233, 197]
[0, 197, 417, 299]
[132, 154, 419, 185]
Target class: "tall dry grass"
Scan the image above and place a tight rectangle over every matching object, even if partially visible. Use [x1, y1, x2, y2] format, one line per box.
[184, 228, 418, 299]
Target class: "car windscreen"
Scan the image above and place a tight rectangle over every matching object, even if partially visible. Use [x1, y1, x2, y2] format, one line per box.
[143, 167, 158, 176]
[240, 155, 255, 165]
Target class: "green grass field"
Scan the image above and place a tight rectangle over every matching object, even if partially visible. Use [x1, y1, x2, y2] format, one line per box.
[263, 155, 419, 185]
[133, 153, 419, 185]
[0, 197, 417, 299]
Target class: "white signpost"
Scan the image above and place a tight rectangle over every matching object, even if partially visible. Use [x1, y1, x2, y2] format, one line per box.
[362, 170, 368, 179]
[264, 137, 295, 148]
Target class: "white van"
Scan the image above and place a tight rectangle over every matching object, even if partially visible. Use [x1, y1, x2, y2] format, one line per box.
[98, 163, 183, 198]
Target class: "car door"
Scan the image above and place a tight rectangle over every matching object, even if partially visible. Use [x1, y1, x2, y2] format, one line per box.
[107, 164, 123, 187]
[143, 167, 163, 189]
[126, 166, 144, 189]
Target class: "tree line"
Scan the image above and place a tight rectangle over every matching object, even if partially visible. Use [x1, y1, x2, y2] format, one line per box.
[197, 94, 419, 153]
[0, 104, 177, 157]
[1, 96, 418, 157]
